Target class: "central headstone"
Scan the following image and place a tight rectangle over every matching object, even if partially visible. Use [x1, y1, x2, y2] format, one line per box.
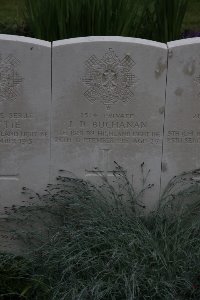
[52, 37, 167, 210]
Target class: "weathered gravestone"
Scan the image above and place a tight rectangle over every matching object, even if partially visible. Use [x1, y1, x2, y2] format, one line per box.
[52, 37, 167, 210]
[161, 38, 200, 193]
[0, 35, 51, 213]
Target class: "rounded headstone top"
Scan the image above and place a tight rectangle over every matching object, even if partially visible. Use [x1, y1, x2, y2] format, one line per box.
[53, 36, 167, 49]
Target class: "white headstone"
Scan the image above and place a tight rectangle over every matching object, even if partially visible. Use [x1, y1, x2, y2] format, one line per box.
[52, 37, 167, 210]
[161, 38, 200, 194]
[0, 35, 51, 212]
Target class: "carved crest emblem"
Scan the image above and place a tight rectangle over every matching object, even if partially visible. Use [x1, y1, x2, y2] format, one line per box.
[0, 54, 23, 103]
[82, 48, 137, 109]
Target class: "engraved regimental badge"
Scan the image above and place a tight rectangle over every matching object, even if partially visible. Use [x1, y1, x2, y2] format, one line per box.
[82, 48, 137, 110]
[0, 54, 23, 103]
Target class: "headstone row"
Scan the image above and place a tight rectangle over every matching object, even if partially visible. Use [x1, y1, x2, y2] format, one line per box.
[0, 35, 200, 212]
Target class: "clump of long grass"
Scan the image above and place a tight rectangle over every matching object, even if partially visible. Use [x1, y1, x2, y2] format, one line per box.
[152, 0, 189, 42]
[24, 0, 189, 42]
[0, 252, 49, 299]
[24, 0, 147, 41]
[1, 165, 200, 299]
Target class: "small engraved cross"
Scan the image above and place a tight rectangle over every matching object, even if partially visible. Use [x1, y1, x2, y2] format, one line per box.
[0, 174, 19, 181]
[85, 149, 124, 177]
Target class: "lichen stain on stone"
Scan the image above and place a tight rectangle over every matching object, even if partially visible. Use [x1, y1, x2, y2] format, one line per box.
[168, 49, 173, 58]
[159, 106, 165, 114]
[183, 60, 195, 76]
[175, 87, 183, 96]
[155, 58, 167, 79]
[161, 162, 167, 173]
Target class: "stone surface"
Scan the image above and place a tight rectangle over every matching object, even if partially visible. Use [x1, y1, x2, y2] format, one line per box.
[52, 37, 167, 210]
[161, 38, 200, 194]
[0, 35, 51, 212]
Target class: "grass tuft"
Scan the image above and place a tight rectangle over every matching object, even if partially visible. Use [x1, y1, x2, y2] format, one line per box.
[1, 166, 200, 299]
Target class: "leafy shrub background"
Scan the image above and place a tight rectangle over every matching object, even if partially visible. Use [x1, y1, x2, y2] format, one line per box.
[24, 0, 189, 42]
[1, 0, 200, 41]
